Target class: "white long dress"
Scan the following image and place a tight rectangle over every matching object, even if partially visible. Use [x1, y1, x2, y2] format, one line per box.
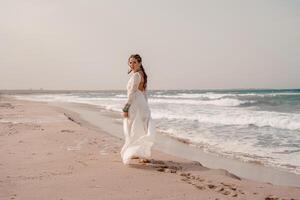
[120, 72, 156, 165]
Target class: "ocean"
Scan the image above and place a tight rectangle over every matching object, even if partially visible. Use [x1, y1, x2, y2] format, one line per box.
[14, 89, 300, 175]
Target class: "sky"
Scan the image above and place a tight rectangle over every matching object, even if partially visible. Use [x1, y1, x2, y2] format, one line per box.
[0, 0, 299, 90]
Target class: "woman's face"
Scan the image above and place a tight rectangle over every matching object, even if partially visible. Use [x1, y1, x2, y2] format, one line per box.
[128, 57, 140, 71]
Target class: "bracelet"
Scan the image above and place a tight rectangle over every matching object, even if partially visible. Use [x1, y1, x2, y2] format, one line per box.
[122, 103, 131, 112]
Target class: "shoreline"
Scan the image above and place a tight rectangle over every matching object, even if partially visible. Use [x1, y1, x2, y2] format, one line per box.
[1, 95, 300, 199]
[5, 94, 300, 187]
[47, 99, 300, 188]
[6, 90, 300, 177]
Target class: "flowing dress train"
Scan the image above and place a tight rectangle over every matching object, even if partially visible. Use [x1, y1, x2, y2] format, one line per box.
[120, 72, 156, 164]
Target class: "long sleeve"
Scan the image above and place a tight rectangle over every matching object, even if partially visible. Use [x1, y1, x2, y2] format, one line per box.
[122, 73, 141, 112]
[127, 73, 141, 105]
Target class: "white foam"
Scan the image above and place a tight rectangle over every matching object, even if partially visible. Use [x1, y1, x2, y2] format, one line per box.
[158, 125, 300, 174]
[152, 93, 230, 99]
[152, 107, 300, 131]
[149, 98, 253, 107]
[115, 94, 127, 98]
[153, 92, 300, 99]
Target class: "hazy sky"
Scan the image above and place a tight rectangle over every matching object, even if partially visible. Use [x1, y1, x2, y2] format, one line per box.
[1, 0, 299, 90]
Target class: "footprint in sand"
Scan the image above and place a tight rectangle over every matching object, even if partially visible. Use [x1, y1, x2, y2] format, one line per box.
[10, 194, 17, 199]
[136, 158, 248, 197]
[139, 159, 183, 173]
[174, 166, 244, 196]
[61, 129, 75, 133]
[76, 160, 88, 167]
[264, 195, 280, 200]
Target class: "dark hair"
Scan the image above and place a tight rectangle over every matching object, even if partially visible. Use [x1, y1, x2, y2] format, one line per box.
[128, 54, 148, 90]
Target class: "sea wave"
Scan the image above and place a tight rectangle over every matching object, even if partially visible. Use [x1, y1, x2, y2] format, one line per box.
[152, 109, 300, 131]
[14, 94, 300, 130]
[115, 94, 127, 98]
[149, 98, 254, 107]
[158, 127, 300, 175]
[152, 92, 300, 100]
[152, 93, 230, 99]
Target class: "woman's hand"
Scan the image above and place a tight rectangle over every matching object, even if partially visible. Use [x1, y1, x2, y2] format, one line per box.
[123, 112, 129, 118]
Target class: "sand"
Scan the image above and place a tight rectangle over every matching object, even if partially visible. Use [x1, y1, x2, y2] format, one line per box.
[1, 95, 300, 200]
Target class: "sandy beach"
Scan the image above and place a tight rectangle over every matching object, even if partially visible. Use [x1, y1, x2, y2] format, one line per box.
[1, 95, 300, 200]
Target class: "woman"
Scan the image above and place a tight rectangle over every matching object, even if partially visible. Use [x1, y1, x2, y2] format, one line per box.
[120, 54, 156, 165]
